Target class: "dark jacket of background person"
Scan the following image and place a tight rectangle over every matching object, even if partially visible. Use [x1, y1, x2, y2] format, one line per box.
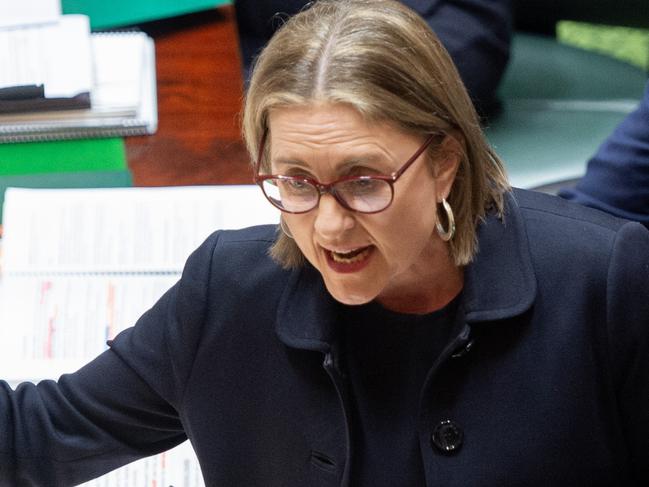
[235, 0, 512, 116]
[560, 81, 649, 227]
[2, 189, 648, 486]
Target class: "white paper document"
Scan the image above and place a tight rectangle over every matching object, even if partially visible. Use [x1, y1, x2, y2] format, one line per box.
[2, 185, 276, 274]
[0, 275, 177, 376]
[0, 15, 92, 98]
[0, 185, 277, 370]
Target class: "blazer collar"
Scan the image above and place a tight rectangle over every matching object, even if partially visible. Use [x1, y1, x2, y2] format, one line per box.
[275, 190, 537, 350]
[275, 262, 341, 352]
[461, 190, 537, 323]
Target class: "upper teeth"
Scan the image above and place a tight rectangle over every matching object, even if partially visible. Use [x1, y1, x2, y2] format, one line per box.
[337, 249, 358, 256]
[331, 247, 370, 263]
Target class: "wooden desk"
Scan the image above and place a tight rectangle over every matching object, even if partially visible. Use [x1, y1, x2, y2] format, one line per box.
[125, 5, 253, 187]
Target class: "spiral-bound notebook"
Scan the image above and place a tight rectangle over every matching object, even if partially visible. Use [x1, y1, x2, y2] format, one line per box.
[0, 29, 157, 143]
[0, 185, 277, 486]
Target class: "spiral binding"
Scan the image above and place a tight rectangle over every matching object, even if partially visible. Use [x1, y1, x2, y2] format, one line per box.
[0, 125, 150, 144]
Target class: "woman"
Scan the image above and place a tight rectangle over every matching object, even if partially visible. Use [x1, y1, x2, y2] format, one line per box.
[2, 1, 648, 486]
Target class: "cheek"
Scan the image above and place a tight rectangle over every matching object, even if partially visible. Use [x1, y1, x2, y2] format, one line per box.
[376, 195, 438, 259]
[385, 191, 437, 233]
[401, 178, 439, 228]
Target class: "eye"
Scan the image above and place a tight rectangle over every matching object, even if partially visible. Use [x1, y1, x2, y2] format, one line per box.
[288, 179, 308, 189]
[341, 178, 386, 194]
[279, 177, 314, 193]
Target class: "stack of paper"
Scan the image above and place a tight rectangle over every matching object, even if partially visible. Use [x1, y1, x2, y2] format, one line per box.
[0, 14, 93, 114]
[0, 9, 157, 143]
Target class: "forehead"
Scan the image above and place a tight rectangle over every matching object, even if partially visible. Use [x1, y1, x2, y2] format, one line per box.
[267, 103, 396, 151]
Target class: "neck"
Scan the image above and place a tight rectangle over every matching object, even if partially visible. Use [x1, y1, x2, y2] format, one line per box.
[377, 269, 463, 314]
[376, 242, 464, 315]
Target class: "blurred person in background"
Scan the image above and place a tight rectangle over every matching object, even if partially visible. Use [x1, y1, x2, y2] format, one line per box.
[560, 81, 649, 227]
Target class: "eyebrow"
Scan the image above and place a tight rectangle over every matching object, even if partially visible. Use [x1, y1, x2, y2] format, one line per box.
[272, 153, 391, 173]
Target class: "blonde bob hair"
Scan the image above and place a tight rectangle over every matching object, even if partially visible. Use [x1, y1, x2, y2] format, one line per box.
[243, 0, 510, 268]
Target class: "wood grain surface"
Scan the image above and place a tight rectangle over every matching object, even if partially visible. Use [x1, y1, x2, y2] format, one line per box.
[126, 5, 253, 187]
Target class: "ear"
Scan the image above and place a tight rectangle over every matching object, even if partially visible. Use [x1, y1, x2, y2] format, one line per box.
[433, 131, 464, 200]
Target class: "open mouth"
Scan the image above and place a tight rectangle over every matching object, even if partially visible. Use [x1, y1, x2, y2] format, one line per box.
[330, 246, 372, 263]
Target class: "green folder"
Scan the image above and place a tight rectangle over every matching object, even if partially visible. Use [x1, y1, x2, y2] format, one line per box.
[62, 0, 232, 30]
[0, 138, 126, 176]
[0, 170, 133, 224]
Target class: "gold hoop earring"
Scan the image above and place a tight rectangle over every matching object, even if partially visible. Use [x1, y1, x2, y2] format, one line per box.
[436, 198, 455, 242]
[279, 216, 294, 239]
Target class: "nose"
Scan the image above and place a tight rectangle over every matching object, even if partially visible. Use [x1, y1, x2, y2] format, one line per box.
[313, 193, 355, 240]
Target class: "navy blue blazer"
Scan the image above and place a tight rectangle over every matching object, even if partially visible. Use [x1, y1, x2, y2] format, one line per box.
[560, 81, 649, 226]
[1, 189, 648, 486]
[235, 0, 512, 116]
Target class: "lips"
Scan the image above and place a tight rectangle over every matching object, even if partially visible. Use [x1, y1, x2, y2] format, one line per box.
[324, 245, 374, 273]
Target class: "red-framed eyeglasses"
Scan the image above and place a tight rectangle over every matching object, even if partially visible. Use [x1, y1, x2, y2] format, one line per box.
[254, 131, 440, 214]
